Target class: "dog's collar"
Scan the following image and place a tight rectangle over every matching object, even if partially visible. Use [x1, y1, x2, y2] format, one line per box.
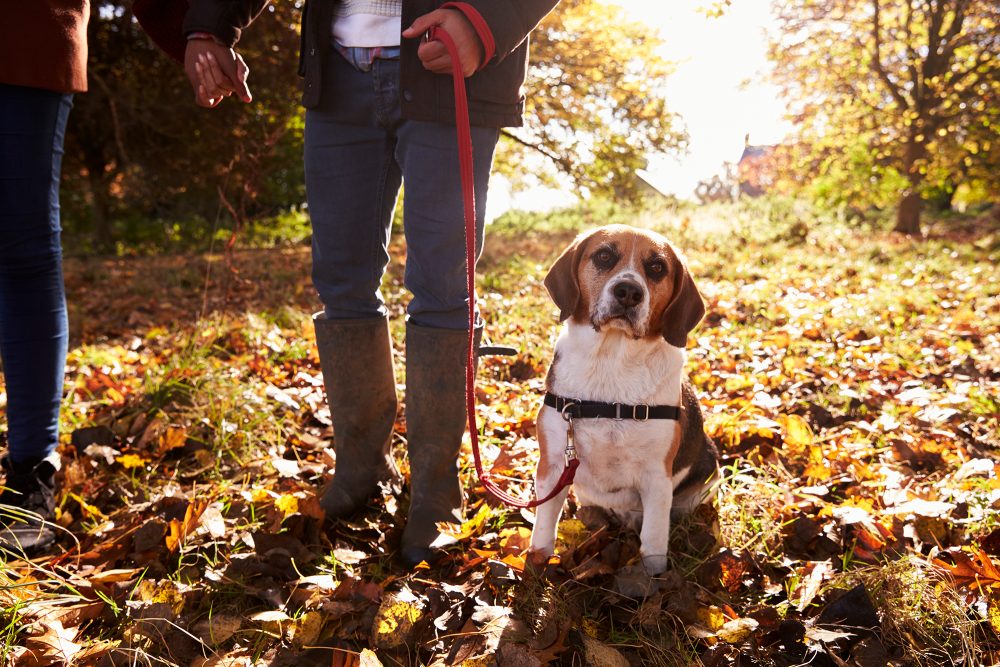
[544, 392, 680, 421]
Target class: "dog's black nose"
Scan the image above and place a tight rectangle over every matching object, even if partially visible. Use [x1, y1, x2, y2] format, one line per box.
[612, 280, 644, 308]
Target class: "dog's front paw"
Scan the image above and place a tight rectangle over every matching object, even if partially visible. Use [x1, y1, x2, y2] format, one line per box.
[526, 548, 554, 570]
[641, 553, 668, 576]
[613, 564, 684, 599]
[613, 563, 663, 598]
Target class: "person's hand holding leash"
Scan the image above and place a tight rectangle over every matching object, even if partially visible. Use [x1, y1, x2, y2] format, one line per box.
[184, 37, 252, 108]
[403, 9, 484, 77]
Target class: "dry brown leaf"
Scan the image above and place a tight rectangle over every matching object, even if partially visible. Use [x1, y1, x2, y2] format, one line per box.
[934, 546, 1000, 592]
[165, 499, 208, 552]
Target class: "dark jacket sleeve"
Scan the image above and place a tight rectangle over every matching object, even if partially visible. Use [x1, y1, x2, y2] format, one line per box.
[459, 0, 559, 63]
[183, 0, 271, 47]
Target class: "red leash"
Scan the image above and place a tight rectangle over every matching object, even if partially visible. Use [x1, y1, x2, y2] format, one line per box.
[428, 26, 578, 509]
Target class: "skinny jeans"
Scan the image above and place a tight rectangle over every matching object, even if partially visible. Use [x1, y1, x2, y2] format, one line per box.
[0, 83, 71, 464]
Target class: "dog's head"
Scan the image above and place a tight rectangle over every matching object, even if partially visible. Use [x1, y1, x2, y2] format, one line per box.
[544, 225, 705, 347]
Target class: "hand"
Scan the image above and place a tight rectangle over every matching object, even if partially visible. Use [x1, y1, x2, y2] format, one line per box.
[184, 38, 252, 108]
[402, 9, 484, 77]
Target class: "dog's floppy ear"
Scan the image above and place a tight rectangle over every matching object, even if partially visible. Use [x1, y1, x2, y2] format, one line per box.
[544, 232, 592, 321]
[660, 254, 705, 348]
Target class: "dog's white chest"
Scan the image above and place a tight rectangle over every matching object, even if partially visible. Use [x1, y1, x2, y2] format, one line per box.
[541, 325, 686, 524]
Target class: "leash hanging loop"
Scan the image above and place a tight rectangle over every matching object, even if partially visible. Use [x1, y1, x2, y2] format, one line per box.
[429, 25, 576, 510]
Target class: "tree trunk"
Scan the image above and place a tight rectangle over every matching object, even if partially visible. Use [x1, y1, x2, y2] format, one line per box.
[895, 191, 922, 235]
[894, 133, 926, 236]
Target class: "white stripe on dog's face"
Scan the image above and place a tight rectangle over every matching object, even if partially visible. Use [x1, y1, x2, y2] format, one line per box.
[576, 226, 680, 340]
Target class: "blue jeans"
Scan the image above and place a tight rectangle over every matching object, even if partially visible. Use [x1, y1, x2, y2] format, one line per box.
[304, 47, 499, 330]
[0, 84, 71, 464]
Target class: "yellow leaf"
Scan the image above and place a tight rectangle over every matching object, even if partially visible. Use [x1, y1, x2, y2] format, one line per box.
[779, 414, 813, 452]
[697, 605, 726, 631]
[441, 503, 492, 541]
[804, 462, 833, 480]
[115, 454, 146, 469]
[989, 594, 1000, 635]
[68, 493, 106, 520]
[372, 596, 424, 650]
[556, 518, 589, 549]
[275, 493, 299, 518]
[724, 375, 754, 392]
[250, 488, 273, 504]
[158, 426, 187, 455]
[135, 579, 185, 614]
[717, 617, 759, 644]
[290, 610, 324, 649]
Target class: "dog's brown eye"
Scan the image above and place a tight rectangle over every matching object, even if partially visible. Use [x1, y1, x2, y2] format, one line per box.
[593, 248, 618, 269]
[645, 260, 668, 282]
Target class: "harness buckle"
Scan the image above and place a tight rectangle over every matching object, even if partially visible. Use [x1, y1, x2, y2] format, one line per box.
[634, 404, 650, 421]
[613, 403, 623, 421]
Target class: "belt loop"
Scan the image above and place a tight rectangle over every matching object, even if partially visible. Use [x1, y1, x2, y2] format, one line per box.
[635, 404, 650, 421]
[613, 403, 623, 421]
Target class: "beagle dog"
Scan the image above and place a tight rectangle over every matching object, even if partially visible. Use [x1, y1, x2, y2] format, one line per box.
[528, 225, 719, 575]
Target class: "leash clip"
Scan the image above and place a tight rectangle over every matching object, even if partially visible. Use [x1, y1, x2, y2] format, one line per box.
[564, 416, 578, 466]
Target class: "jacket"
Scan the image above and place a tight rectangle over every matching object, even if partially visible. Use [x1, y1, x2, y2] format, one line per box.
[181, 0, 558, 127]
[0, 0, 90, 93]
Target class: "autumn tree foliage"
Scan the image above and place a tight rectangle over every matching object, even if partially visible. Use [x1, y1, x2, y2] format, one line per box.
[61, 0, 684, 249]
[504, 0, 687, 201]
[63, 1, 304, 251]
[768, 0, 1000, 234]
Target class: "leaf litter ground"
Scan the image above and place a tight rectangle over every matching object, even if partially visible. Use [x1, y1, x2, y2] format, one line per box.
[1, 200, 999, 666]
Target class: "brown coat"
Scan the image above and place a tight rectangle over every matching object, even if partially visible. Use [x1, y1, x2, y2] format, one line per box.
[0, 0, 90, 93]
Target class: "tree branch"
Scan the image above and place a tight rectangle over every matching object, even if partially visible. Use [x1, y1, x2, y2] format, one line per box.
[500, 130, 575, 174]
[872, 0, 911, 109]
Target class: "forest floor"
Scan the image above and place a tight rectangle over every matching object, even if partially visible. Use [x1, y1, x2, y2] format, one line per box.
[2, 199, 999, 666]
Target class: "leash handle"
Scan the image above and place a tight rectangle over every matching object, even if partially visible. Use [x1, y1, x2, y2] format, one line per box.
[428, 26, 576, 510]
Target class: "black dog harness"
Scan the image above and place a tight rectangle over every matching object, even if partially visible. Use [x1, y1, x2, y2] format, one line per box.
[544, 393, 681, 421]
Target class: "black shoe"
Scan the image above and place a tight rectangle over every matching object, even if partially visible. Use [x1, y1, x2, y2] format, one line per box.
[0, 455, 58, 553]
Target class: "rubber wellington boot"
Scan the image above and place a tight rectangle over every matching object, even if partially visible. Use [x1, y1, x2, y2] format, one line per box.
[0, 455, 58, 553]
[314, 314, 402, 520]
[400, 321, 481, 566]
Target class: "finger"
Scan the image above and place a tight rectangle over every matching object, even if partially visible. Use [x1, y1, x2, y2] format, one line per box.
[196, 84, 216, 108]
[402, 9, 446, 38]
[422, 54, 454, 74]
[416, 40, 448, 63]
[194, 59, 213, 91]
[205, 52, 236, 93]
[197, 54, 222, 95]
[234, 54, 252, 103]
[200, 53, 230, 97]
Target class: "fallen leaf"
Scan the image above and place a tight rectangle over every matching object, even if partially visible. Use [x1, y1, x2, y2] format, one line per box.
[158, 426, 188, 455]
[716, 617, 759, 644]
[372, 592, 425, 650]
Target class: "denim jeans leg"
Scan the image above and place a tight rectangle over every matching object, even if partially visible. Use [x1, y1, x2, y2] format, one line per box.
[305, 51, 402, 320]
[0, 84, 72, 464]
[396, 120, 500, 330]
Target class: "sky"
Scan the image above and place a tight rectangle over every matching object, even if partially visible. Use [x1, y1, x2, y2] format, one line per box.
[488, 0, 794, 215]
